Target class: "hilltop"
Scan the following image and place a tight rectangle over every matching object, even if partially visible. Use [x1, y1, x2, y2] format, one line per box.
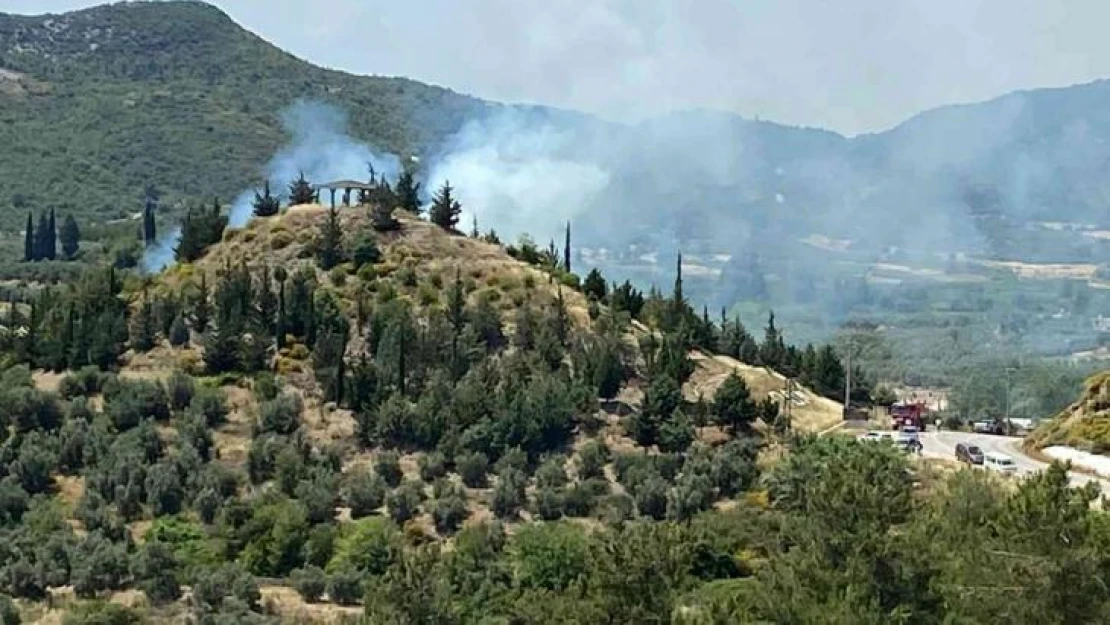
[0, 194, 856, 621]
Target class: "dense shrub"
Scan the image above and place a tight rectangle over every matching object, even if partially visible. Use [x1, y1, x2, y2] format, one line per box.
[343, 467, 386, 519]
[188, 385, 229, 427]
[326, 569, 363, 606]
[166, 370, 196, 410]
[456, 452, 489, 488]
[259, 393, 302, 435]
[386, 481, 424, 525]
[291, 566, 327, 603]
[374, 451, 403, 488]
[418, 452, 448, 483]
[104, 379, 170, 430]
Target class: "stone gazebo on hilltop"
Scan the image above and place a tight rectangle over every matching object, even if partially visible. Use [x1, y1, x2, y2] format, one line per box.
[312, 180, 377, 208]
[314, 180, 399, 231]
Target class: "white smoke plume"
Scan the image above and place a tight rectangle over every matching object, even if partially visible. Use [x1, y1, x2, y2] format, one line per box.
[142, 100, 400, 272]
[425, 110, 610, 244]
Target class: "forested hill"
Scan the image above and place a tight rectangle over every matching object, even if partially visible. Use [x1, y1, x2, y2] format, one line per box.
[0, 1, 492, 229]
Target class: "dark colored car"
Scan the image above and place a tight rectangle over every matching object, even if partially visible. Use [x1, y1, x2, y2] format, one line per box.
[955, 443, 984, 465]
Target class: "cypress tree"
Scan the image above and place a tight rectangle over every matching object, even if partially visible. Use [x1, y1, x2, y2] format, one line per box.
[46, 209, 57, 260]
[203, 320, 240, 374]
[673, 252, 684, 310]
[131, 289, 158, 352]
[192, 274, 211, 333]
[142, 198, 157, 245]
[317, 205, 344, 270]
[34, 212, 50, 262]
[447, 268, 466, 378]
[23, 212, 34, 262]
[288, 172, 315, 207]
[564, 221, 571, 272]
[256, 265, 277, 337]
[60, 215, 81, 260]
[168, 314, 189, 347]
[395, 169, 422, 214]
[429, 181, 462, 231]
[275, 267, 288, 349]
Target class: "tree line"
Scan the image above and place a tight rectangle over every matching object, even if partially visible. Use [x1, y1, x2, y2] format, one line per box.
[21, 209, 81, 263]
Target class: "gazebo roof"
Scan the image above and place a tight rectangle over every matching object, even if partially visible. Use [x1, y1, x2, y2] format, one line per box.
[313, 180, 377, 191]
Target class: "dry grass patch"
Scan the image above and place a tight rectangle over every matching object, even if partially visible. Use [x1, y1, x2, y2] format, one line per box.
[260, 585, 362, 625]
[686, 351, 842, 433]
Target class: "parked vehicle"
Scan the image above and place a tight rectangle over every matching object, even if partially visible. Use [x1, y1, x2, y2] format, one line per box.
[955, 443, 984, 465]
[859, 431, 894, 443]
[972, 421, 1002, 434]
[983, 452, 1017, 474]
[889, 401, 928, 430]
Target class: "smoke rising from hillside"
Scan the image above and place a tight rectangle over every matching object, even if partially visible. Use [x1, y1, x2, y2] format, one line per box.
[227, 101, 401, 227]
[143, 100, 400, 272]
[425, 111, 610, 242]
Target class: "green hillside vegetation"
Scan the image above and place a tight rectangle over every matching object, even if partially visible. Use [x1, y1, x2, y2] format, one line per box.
[0, 181, 1102, 622]
[0, 1, 487, 230]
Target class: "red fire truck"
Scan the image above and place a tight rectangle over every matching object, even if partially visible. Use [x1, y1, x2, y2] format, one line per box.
[889, 401, 927, 430]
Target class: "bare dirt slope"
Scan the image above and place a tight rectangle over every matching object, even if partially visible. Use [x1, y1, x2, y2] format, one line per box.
[1027, 371, 1110, 453]
[685, 351, 843, 433]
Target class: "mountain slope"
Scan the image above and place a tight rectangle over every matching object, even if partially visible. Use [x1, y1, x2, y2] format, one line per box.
[0, 1, 491, 228]
[6, 1, 1110, 257]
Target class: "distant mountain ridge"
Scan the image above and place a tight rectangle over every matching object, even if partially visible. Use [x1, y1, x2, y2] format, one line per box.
[1, 0, 1110, 271]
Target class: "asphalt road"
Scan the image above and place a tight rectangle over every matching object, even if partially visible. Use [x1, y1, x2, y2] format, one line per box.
[919, 430, 1110, 495]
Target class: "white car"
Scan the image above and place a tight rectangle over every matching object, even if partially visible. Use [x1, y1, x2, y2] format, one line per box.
[983, 452, 1017, 475]
[859, 431, 894, 443]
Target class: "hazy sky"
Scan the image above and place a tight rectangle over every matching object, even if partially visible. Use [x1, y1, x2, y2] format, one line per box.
[5, 0, 1110, 135]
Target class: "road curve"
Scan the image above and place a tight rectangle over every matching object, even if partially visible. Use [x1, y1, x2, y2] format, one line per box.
[919, 430, 1110, 496]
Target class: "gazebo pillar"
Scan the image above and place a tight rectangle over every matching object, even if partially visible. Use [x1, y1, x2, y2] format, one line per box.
[329, 189, 336, 208]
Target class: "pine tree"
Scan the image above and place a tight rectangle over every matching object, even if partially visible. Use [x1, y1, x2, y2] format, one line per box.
[395, 170, 422, 214]
[253, 181, 281, 217]
[174, 201, 227, 262]
[142, 198, 157, 246]
[317, 205, 345, 270]
[428, 181, 461, 231]
[712, 373, 758, 434]
[46, 209, 57, 260]
[582, 269, 607, 302]
[288, 172, 315, 206]
[23, 212, 34, 262]
[564, 221, 572, 272]
[60, 215, 81, 260]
